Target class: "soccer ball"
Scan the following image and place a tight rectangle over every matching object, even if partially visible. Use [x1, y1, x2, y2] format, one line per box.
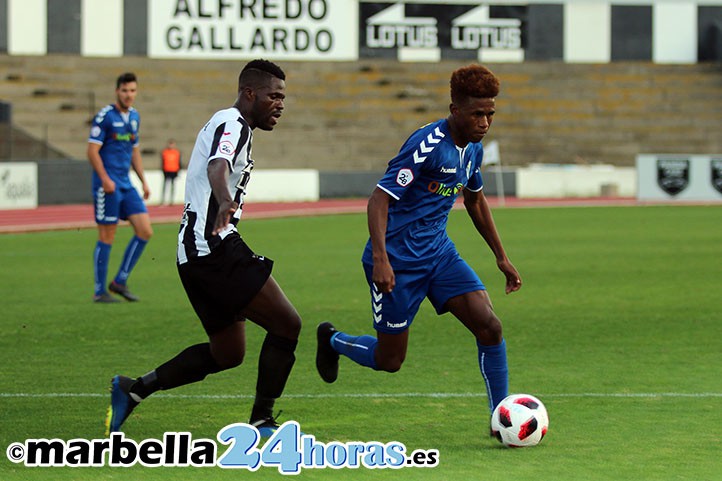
[491, 394, 549, 447]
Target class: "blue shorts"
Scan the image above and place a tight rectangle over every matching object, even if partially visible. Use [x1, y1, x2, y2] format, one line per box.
[93, 185, 147, 225]
[363, 249, 486, 334]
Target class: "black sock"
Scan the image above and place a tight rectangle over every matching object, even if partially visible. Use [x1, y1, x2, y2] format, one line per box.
[251, 333, 297, 421]
[144, 343, 223, 392]
[250, 397, 276, 423]
[130, 370, 159, 400]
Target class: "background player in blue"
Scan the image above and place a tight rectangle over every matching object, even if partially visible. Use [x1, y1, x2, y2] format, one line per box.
[316, 64, 522, 424]
[88, 72, 152, 303]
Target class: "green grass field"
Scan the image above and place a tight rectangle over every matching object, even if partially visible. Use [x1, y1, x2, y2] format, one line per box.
[1, 205, 720, 480]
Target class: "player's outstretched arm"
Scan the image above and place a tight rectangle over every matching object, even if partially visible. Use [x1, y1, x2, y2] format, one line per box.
[462, 188, 521, 294]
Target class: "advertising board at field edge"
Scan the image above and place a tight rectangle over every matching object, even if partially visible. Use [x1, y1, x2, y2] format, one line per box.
[636, 155, 722, 202]
[0, 163, 38, 209]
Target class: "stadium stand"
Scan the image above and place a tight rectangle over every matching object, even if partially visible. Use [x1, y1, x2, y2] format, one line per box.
[0, 54, 721, 170]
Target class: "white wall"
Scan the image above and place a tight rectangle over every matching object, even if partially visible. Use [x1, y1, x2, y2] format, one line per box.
[8, 0, 47, 55]
[564, 2, 611, 63]
[82, 0, 123, 57]
[135, 166, 639, 203]
[653, 3, 698, 64]
[130, 169, 320, 205]
[516, 165, 636, 198]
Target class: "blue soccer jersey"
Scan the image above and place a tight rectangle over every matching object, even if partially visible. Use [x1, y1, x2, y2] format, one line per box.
[362, 119, 485, 269]
[88, 104, 140, 190]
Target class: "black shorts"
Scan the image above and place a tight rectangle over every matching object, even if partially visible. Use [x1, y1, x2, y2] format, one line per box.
[177, 233, 273, 335]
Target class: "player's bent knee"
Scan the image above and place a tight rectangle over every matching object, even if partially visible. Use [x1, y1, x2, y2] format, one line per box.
[276, 311, 302, 340]
[215, 351, 244, 370]
[138, 227, 153, 240]
[476, 316, 503, 344]
[375, 354, 405, 373]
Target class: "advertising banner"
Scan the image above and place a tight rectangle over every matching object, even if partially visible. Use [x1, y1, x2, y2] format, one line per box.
[0, 163, 38, 209]
[148, 0, 358, 60]
[636, 154, 722, 202]
[360, 2, 527, 62]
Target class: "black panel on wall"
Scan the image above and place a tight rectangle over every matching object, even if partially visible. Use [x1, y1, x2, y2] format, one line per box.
[698, 7, 722, 61]
[37, 159, 91, 205]
[47, 0, 81, 54]
[611, 5, 652, 61]
[0, 0, 7, 53]
[124, 0, 148, 56]
[526, 4, 563, 60]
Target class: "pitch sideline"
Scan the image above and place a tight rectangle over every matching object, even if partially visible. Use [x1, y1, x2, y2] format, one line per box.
[1, 391, 720, 399]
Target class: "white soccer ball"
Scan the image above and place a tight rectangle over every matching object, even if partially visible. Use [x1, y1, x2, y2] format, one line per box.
[491, 394, 549, 447]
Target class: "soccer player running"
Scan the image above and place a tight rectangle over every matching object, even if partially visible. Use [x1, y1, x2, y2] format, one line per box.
[316, 64, 522, 424]
[105, 59, 301, 437]
[88, 72, 152, 303]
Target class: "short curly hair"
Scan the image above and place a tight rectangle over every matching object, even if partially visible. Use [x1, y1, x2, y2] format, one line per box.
[239, 59, 286, 89]
[450, 65, 499, 103]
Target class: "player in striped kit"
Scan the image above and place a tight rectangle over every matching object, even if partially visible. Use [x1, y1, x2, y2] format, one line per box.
[316, 64, 522, 425]
[105, 60, 301, 437]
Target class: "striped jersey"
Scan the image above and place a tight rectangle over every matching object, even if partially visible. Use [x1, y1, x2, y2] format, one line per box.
[88, 104, 140, 190]
[362, 118, 485, 269]
[177, 107, 253, 264]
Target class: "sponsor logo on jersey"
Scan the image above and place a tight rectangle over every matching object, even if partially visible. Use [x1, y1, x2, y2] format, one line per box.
[112, 133, 136, 142]
[441, 166, 457, 173]
[428, 181, 464, 197]
[219, 141, 235, 155]
[396, 168, 414, 187]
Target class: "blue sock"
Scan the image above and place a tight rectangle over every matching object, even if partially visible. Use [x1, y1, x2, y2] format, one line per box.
[477, 338, 509, 414]
[331, 332, 378, 370]
[114, 235, 148, 285]
[93, 241, 112, 296]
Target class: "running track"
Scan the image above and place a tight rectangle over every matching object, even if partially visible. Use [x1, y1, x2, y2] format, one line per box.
[0, 196, 641, 234]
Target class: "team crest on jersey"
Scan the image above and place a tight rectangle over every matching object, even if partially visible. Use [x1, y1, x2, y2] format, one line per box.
[219, 141, 235, 156]
[396, 168, 414, 187]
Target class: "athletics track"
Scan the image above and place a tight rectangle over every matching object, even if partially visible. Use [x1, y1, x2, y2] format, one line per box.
[0, 196, 641, 234]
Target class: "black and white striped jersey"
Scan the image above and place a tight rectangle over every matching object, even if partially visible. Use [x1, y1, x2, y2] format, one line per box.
[177, 107, 254, 265]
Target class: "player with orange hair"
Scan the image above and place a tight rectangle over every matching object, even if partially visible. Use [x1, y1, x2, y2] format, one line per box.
[316, 65, 521, 426]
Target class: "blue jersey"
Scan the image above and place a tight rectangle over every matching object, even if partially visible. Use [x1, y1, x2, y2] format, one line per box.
[362, 119, 484, 269]
[88, 104, 140, 190]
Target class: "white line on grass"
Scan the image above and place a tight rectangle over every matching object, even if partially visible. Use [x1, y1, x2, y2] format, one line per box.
[1, 392, 721, 400]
